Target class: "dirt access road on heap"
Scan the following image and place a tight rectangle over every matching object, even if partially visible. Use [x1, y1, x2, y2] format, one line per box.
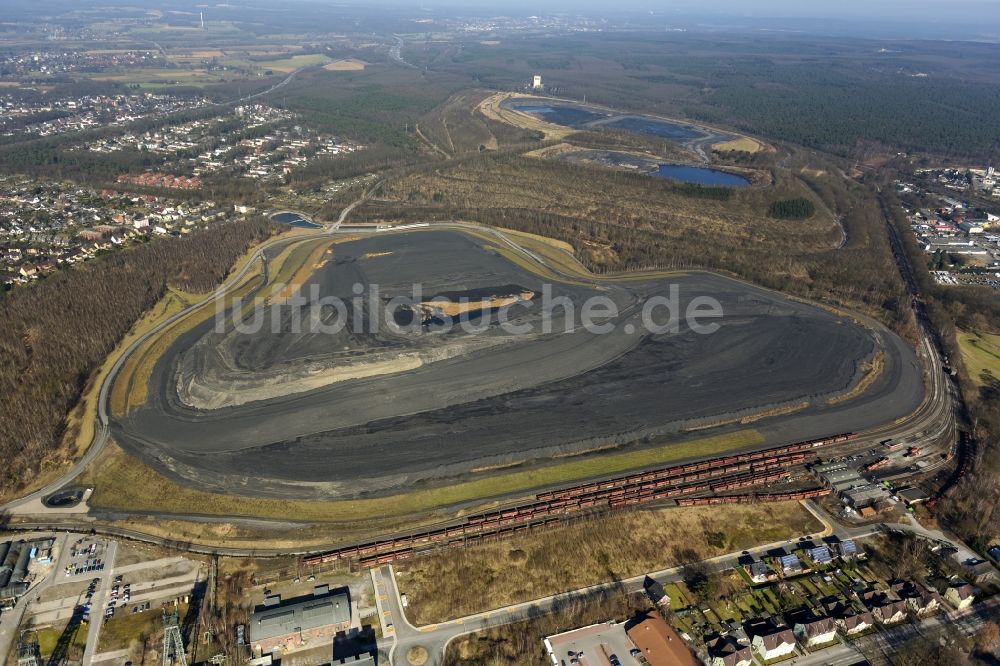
[109, 226, 923, 500]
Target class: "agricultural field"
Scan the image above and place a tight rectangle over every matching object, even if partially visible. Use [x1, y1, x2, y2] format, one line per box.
[86, 67, 232, 88]
[323, 58, 367, 71]
[251, 53, 333, 73]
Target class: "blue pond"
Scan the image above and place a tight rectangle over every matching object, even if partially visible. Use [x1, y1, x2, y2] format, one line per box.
[607, 117, 702, 141]
[509, 103, 608, 127]
[272, 212, 321, 228]
[651, 164, 750, 187]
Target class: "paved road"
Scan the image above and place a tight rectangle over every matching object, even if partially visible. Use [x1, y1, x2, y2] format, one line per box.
[380, 500, 867, 666]
[789, 598, 1000, 666]
[1, 214, 953, 556]
[377, 499, 996, 666]
[91, 648, 131, 664]
[81, 540, 117, 666]
[389, 36, 418, 69]
[0, 185, 378, 519]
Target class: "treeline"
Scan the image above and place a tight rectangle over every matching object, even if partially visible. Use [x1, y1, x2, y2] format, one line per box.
[768, 198, 816, 220]
[0, 218, 273, 496]
[0, 139, 161, 183]
[677, 184, 732, 201]
[277, 67, 461, 148]
[284, 144, 419, 189]
[695, 64, 1000, 159]
[435, 33, 1000, 160]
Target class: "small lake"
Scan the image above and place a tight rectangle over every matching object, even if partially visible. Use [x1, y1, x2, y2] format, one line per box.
[272, 211, 321, 228]
[607, 117, 703, 141]
[651, 164, 750, 187]
[508, 103, 608, 127]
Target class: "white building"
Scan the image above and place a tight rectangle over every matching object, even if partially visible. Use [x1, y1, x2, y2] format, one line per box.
[751, 629, 795, 661]
[532, 74, 543, 89]
[945, 583, 976, 610]
[836, 612, 873, 636]
[793, 618, 837, 648]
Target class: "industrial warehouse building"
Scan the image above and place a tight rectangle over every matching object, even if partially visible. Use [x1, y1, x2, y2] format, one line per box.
[812, 462, 890, 509]
[0, 538, 55, 607]
[249, 585, 352, 654]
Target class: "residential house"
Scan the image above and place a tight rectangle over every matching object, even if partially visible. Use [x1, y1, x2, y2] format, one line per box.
[643, 579, 670, 609]
[858, 590, 907, 625]
[705, 635, 752, 666]
[871, 600, 908, 625]
[780, 553, 805, 576]
[747, 561, 773, 584]
[891, 581, 941, 617]
[968, 561, 998, 586]
[836, 611, 873, 636]
[751, 628, 796, 661]
[807, 546, 833, 566]
[945, 582, 976, 610]
[836, 538, 864, 560]
[793, 616, 837, 648]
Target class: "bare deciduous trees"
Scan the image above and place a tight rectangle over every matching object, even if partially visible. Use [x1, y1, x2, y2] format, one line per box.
[0, 218, 273, 496]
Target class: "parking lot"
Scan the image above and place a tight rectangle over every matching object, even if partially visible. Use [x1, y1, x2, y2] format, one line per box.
[544, 622, 640, 666]
[63, 538, 110, 578]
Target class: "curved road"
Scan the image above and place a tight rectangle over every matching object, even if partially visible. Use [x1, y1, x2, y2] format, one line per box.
[1, 184, 379, 517]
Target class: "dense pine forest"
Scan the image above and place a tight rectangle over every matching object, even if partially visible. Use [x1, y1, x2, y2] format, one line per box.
[769, 198, 817, 219]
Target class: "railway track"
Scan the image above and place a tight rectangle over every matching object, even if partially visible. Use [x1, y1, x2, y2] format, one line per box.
[304, 433, 855, 567]
[877, 192, 971, 504]
[2, 213, 959, 567]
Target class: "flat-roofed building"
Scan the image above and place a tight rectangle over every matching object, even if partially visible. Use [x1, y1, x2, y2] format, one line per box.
[250, 585, 351, 655]
[544, 621, 637, 666]
[813, 461, 849, 476]
[896, 487, 930, 506]
[823, 469, 863, 488]
[844, 484, 890, 508]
